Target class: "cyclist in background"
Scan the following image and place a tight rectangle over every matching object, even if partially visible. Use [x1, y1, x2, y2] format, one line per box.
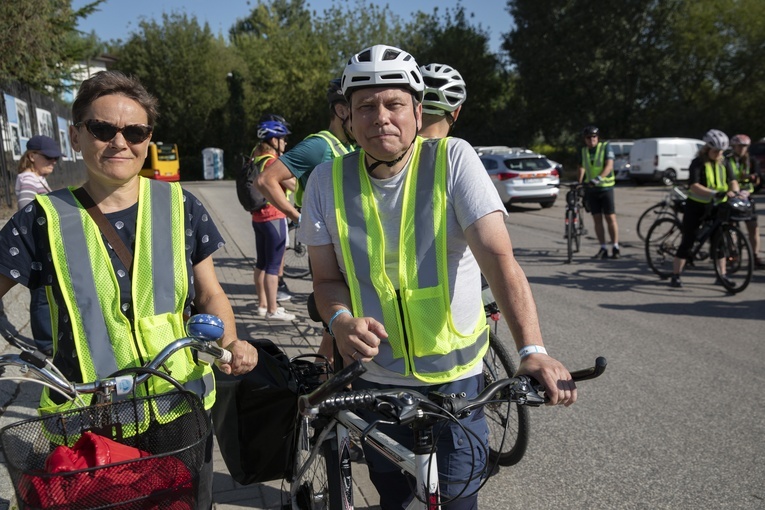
[418, 63, 467, 139]
[256, 79, 356, 359]
[300, 44, 577, 509]
[250, 117, 297, 321]
[670, 129, 740, 288]
[578, 125, 620, 259]
[725, 134, 764, 269]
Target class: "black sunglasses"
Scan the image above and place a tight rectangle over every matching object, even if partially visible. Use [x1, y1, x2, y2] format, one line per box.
[76, 119, 153, 145]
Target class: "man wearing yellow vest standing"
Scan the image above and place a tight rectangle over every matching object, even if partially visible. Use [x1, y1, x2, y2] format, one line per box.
[578, 125, 620, 259]
[300, 44, 577, 509]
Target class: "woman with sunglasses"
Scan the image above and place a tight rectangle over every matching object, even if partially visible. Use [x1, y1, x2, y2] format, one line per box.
[669, 129, 740, 288]
[14, 135, 64, 356]
[0, 71, 257, 508]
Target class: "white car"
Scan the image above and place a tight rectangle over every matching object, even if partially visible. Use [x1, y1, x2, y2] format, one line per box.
[476, 147, 560, 208]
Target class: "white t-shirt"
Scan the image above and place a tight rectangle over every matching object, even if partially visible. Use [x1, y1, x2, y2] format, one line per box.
[299, 137, 506, 385]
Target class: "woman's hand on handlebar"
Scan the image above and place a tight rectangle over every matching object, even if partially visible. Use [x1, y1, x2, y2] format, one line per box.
[218, 339, 258, 375]
[516, 353, 577, 407]
[333, 315, 386, 364]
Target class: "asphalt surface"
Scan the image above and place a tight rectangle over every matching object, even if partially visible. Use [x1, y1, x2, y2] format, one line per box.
[1, 180, 764, 509]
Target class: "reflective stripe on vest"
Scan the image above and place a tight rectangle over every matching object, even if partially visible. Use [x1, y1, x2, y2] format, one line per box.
[581, 142, 614, 187]
[689, 161, 728, 204]
[36, 178, 215, 422]
[333, 137, 488, 383]
[728, 157, 753, 192]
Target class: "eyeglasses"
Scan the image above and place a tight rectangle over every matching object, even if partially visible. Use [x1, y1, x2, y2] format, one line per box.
[75, 119, 153, 144]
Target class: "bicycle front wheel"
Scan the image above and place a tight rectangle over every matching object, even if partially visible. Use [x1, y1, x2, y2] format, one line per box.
[574, 211, 583, 253]
[645, 217, 682, 279]
[712, 224, 753, 294]
[565, 209, 575, 263]
[484, 332, 530, 467]
[636, 202, 674, 241]
[284, 225, 311, 279]
[292, 417, 334, 510]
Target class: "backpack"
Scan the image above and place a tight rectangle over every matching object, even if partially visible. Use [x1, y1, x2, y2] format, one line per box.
[236, 154, 272, 212]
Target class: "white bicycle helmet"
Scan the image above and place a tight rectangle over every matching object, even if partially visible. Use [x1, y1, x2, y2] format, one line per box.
[703, 129, 729, 151]
[341, 45, 424, 102]
[420, 63, 467, 115]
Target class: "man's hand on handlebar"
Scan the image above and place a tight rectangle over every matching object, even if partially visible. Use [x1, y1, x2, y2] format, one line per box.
[516, 353, 577, 407]
[218, 339, 258, 375]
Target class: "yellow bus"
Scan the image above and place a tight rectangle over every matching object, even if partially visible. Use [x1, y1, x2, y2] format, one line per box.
[141, 142, 180, 181]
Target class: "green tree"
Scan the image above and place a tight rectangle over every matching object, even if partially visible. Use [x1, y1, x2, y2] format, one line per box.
[401, 5, 510, 146]
[113, 12, 243, 179]
[0, 0, 105, 91]
[231, 0, 329, 142]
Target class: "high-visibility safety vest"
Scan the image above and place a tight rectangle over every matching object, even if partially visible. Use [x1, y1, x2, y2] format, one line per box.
[35, 178, 215, 429]
[689, 161, 728, 204]
[294, 130, 355, 207]
[332, 137, 489, 384]
[581, 142, 614, 187]
[727, 157, 753, 192]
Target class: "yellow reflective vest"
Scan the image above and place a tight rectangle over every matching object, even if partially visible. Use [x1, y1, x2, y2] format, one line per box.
[332, 137, 488, 384]
[35, 178, 215, 425]
[581, 142, 615, 187]
[294, 130, 355, 207]
[689, 161, 728, 204]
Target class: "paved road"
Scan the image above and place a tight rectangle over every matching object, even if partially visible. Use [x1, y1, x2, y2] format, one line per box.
[1, 181, 764, 509]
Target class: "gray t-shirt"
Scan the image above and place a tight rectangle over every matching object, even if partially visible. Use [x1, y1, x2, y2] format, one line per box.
[300, 137, 506, 385]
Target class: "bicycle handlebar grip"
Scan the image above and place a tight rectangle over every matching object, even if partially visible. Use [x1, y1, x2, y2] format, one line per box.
[215, 347, 233, 365]
[570, 356, 607, 382]
[303, 359, 367, 409]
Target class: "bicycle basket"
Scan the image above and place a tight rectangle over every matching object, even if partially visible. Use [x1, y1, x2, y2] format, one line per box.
[1, 390, 209, 510]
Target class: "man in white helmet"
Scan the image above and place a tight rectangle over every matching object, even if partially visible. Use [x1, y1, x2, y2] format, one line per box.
[300, 44, 577, 508]
[418, 63, 467, 139]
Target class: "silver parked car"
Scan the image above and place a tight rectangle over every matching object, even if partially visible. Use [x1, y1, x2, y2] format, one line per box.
[475, 146, 560, 208]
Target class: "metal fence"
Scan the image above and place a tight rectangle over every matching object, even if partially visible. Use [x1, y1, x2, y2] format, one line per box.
[0, 81, 86, 209]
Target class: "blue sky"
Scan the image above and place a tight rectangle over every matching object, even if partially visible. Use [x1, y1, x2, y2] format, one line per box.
[73, 0, 510, 53]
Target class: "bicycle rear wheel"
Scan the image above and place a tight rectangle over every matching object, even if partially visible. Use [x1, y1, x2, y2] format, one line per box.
[284, 224, 311, 279]
[712, 224, 753, 294]
[484, 332, 530, 468]
[645, 217, 682, 279]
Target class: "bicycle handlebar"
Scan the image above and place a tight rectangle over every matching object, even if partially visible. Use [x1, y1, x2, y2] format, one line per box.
[0, 314, 232, 400]
[300, 357, 607, 426]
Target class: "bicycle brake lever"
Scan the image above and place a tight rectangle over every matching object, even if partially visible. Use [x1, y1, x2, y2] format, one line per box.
[20, 350, 48, 369]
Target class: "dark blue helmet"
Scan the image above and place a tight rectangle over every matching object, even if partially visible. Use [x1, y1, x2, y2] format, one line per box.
[257, 120, 290, 140]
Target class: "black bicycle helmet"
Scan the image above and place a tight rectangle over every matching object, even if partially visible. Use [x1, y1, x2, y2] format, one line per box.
[582, 125, 599, 137]
[327, 78, 346, 106]
[259, 113, 290, 129]
[724, 196, 753, 221]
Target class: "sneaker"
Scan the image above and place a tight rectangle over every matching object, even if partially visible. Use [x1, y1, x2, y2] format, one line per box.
[276, 289, 293, 302]
[670, 275, 682, 288]
[611, 247, 621, 259]
[257, 307, 267, 317]
[592, 248, 608, 259]
[266, 308, 296, 321]
[715, 274, 734, 287]
[755, 257, 765, 270]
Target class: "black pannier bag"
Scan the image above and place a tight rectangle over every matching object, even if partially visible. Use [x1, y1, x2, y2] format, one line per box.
[211, 338, 298, 484]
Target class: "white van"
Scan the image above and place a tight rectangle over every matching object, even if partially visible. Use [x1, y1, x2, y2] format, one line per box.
[629, 138, 704, 185]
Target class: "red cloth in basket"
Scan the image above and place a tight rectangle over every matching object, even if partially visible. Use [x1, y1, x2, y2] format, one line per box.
[20, 431, 193, 509]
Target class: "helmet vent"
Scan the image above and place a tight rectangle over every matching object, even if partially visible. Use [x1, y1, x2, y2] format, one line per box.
[382, 49, 401, 60]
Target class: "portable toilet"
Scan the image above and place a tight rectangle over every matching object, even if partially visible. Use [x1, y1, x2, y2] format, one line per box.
[202, 148, 224, 180]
